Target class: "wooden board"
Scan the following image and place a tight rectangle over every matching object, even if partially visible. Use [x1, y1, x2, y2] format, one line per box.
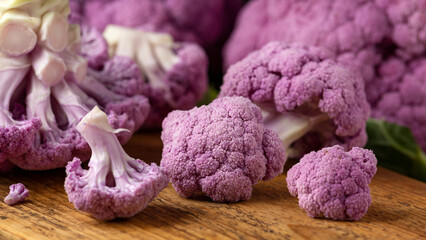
[0, 132, 425, 240]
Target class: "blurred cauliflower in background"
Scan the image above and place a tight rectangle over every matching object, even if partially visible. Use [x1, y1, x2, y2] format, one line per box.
[70, 0, 243, 88]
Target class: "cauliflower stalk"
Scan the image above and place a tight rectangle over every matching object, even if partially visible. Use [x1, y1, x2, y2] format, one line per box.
[65, 106, 169, 220]
[161, 96, 286, 202]
[0, 0, 86, 85]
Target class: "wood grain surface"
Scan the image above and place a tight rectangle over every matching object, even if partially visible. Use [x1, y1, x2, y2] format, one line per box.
[0, 132, 425, 240]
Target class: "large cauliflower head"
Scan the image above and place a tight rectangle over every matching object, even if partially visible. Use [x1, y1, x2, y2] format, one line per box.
[160, 96, 286, 202]
[287, 145, 377, 221]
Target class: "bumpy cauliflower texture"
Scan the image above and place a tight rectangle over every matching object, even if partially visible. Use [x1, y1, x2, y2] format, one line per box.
[220, 42, 370, 156]
[372, 57, 426, 149]
[287, 145, 377, 221]
[161, 96, 286, 202]
[70, 0, 242, 48]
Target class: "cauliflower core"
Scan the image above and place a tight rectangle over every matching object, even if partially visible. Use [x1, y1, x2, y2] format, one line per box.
[287, 145, 377, 221]
[65, 107, 169, 220]
[161, 96, 286, 202]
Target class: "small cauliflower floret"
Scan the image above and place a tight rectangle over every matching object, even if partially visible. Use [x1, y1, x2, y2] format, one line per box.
[220, 42, 370, 157]
[0, 55, 41, 163]
[161, 96, 286, 202]
[4, 183, 29, 205]
[65, 106, 169, 220]
[287, 145, 377, 221]
[101, 25, 208, 127]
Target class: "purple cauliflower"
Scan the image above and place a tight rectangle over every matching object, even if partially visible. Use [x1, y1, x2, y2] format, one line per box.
[220, 42, 370, 157]
[4, 183, 29, 205]
[161, 96, 286, 202]
[0, 2, 150, 171]
[287, 145, 377, 221]
[224, 0, 390, 78]
[224, 0, 426, 150]
[65, 106, 169, 220]
[70, 0, 242, 48]
[372, 57, 426, 149]
[376, 0, 426, 59]
[100, 25, 208, 127]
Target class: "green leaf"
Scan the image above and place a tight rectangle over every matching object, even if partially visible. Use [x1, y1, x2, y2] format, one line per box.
[366, 119, 426, 182]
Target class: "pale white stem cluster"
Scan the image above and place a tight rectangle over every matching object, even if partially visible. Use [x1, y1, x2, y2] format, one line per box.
[103, 25, 181, 99]
[0, 0, 87, 86]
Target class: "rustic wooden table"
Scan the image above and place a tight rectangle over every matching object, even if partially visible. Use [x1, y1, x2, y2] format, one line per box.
[0, 132, 425, 240]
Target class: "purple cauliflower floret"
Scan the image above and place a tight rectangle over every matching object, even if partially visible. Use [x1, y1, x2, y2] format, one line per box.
[220, 42, 370, 157]
[100, 26, 208, 127]
[10, 76, 91, 170]
[372, 57, 426, 149]
[161, 96, 286, 202]
[65, 107, 169, 220]
[287, 145, 377, 221]
[70, 0, 242, 48]
[4, 183, 29, 205]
